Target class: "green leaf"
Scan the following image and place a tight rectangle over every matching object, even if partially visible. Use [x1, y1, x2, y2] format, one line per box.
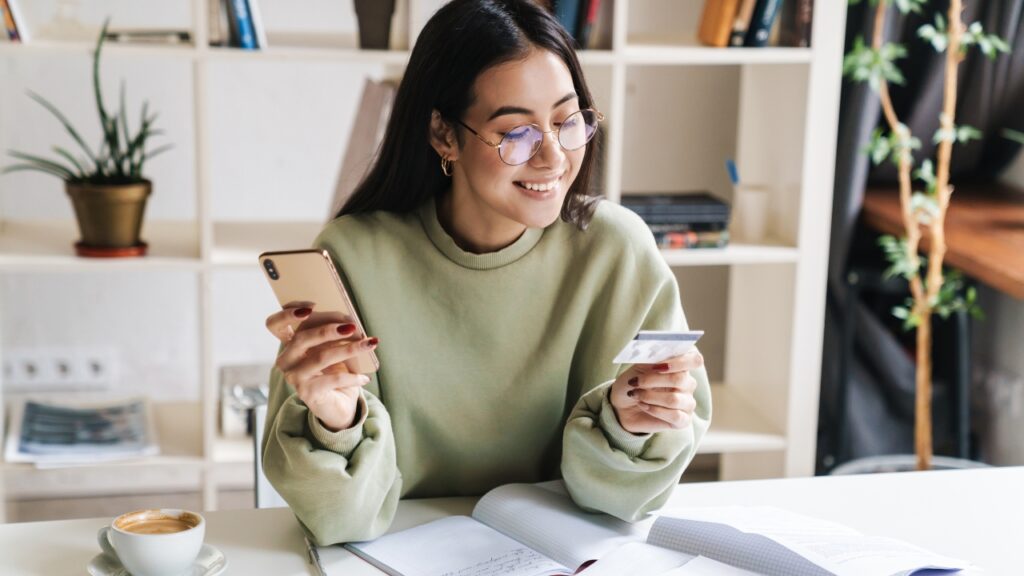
[52, 146, 88, 179]
[911, 192, 940, 224]
[1, 162, 75, 180]
[956, 125, 982, 144]
[26, 91, 102, 172]
[892, 306, 909, 320]
[7, 150, 77, 180]
[1003, 129, 1024, 145]
[894, 0, 926, 13]
[877, 235, 920, 280]
[914, 159, 936, 193]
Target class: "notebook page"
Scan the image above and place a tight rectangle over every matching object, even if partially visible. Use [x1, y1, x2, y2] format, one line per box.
[661, 556, 763, 575]
[653, 507, 970, 576]
[347, 515, 569, 576]
[576, 541, 694, 576]
[471, 483, 652, 570]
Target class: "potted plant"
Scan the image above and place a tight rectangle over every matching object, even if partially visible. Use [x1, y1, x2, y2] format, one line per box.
[3, 20, 170, 257]
[839, 0, 1009, 471]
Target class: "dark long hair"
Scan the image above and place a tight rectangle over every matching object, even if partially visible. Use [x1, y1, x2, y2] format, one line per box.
[338, 0, 601, 229]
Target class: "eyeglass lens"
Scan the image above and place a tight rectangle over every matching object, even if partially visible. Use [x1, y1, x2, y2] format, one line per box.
[498, 109, 599, 165]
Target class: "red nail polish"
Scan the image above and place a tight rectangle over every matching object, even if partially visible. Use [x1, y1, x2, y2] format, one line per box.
[653, 363, 670, 372]
[366, 337, 379, 347]
[295, 307, 312, 318]
[628, 377, 639, 387]
[337, 324, 356, 335]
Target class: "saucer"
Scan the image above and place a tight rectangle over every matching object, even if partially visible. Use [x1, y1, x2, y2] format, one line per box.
[87, 543, 227, 576]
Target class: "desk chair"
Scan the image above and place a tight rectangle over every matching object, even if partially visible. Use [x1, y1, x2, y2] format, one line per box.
[253, 404, 289, 509]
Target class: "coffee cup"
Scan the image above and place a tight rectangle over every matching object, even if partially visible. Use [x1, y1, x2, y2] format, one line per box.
[98, 508, 205, 576]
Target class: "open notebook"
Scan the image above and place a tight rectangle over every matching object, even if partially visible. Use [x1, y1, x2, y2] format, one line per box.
[343, 482, 971, 576]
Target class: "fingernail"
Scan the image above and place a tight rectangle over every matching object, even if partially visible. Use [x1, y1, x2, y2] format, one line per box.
[628, 377, 639, 387]
[295, 307, 312, 318]
[653, 363, 670, 373]
[337, 323, 356, 335]
[359, 375, 371, 385]
[365, 337, 379, 348]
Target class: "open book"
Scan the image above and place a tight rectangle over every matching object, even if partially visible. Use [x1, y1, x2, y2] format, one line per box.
[344, 482, 970, 576]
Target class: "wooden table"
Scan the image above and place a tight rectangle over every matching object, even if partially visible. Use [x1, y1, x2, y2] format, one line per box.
[862, 183, 1024, 299]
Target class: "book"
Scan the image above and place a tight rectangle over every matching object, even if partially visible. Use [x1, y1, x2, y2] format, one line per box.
[327, 78, 398, 221]
[552, 0, 581, 42]
[728, 0, 759, 47]
[2, 0, 27, 43]
[341, 482, 972, 576]
[575, 0, 600, 48]
[3, 397, 160, 465]
[247, 0, 267, 49]
[104, 30, 192, 44]
[226, 0, 257, 49]
[697, 0, 741, 48]
[621, 193, 731, 227]
[779, 0, 812, 47]
[655, 229, 729, 249]
[208, 0, 229, 46]
[743, 0, 784, 47]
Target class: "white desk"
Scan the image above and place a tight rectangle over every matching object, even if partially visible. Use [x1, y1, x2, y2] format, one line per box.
[0, 467, 1018, 575]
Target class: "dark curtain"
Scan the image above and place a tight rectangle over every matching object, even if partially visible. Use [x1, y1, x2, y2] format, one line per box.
[818, 0, 1024, 471]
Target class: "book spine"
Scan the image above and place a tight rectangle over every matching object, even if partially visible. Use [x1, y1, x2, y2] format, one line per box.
[553, 0, 580, 41]
[779, 0, 812, 47]
[3, 0, 26, 42]
[208, 0, 224, 46]
[698, 0, 741, 48]
[230, 0, 256, 49]
[247, 0, 267, 49]
[744, 0, 784, 47]
[729, 0, 758, 47]
[575, 0, 600, 49]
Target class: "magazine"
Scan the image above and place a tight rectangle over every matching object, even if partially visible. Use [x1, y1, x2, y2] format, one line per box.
[3, 397, 159, 465]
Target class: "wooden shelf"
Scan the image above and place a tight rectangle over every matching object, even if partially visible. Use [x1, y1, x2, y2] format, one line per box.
[0, 221, 201, 272]
[211, 221, 322, 267]
[1, 402, 205, 499]
[863, 184, 1024, 300]
[0, 38, 196, 58]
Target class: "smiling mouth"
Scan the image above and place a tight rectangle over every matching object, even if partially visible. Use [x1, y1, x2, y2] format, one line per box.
[514, 173, 564, 192]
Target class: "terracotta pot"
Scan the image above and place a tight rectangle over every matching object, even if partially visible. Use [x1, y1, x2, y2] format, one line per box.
[65, 180, 151, 252]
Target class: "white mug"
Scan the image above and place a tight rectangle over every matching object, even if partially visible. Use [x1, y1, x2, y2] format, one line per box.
[98, 508, 205, 576]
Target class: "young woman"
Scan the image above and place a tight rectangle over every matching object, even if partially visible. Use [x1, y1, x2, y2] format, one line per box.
[262, 0, 711, 545]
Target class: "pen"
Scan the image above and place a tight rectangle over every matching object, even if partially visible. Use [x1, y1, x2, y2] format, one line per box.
[304, 535, 326, 576]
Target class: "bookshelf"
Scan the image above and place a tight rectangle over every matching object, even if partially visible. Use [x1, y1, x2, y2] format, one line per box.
[0, 0, 846, 514]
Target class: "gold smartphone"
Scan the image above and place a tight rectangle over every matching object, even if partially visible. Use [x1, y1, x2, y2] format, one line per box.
[259, 249, 379, 375]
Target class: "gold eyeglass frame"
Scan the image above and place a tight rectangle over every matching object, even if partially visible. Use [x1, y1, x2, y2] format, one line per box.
[454, 108, 605, 166]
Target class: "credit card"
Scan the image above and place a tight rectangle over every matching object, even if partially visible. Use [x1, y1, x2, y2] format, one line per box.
[612, 330, 704, 365]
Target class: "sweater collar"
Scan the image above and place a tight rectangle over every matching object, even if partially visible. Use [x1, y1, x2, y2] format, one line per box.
[418, 194, 545, 270]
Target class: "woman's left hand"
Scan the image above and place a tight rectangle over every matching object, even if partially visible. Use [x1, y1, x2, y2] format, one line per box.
[609, 350, 703, 435]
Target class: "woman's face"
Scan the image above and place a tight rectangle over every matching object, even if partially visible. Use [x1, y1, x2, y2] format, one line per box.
[452, 48, 586, 231]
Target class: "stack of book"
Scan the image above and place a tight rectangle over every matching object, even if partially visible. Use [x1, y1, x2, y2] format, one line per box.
[621, 193, 730, 250]
[698, 0, 813, 48]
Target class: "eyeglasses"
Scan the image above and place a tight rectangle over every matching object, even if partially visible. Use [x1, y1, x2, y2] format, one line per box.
[454, 109, 604, 166]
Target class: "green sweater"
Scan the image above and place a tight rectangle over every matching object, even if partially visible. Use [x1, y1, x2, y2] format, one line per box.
[262, 196, 712, 545]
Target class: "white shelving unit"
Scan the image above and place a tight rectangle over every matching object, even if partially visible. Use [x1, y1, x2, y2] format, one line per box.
[0, 0, 846, 514]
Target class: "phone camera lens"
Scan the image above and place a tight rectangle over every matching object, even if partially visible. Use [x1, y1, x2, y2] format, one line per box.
[264, 259, 279, 280]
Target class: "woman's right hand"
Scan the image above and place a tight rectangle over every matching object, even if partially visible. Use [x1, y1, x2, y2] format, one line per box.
[266, 306, 379, 432]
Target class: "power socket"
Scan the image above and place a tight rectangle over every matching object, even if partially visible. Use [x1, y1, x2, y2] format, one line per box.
[2, 346, 119, 393]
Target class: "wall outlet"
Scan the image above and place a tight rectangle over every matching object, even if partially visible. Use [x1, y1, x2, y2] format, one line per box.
[1, 347, 119, 393]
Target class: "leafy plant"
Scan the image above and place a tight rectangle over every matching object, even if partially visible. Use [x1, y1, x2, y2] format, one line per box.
[3, 20, 170, 184]
[845, 0, 1008, 470]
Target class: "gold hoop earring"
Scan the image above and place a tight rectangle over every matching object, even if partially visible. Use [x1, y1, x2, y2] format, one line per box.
[440, 156, 453, 177]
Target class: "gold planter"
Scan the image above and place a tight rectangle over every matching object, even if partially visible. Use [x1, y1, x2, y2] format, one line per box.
[65, 180, 151, 256]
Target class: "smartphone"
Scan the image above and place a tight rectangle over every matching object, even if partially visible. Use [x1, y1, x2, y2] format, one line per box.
[259, 249, 379, 374]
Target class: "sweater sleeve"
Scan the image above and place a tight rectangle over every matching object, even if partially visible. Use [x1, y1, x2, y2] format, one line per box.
[261, 366, 403, 545]
[561, 228, 713, 523]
